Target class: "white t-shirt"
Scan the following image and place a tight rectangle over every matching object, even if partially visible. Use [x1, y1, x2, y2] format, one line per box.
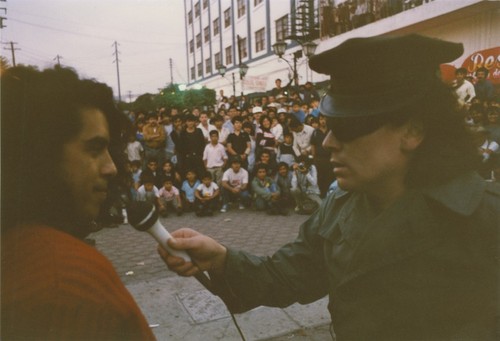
[197, 123, 217, 141]
[455, 80, 476, 105]
[126, 141, 144, 162]
[136, 185, 159, 201]
[196, 182, 219, 197]
[481, 140, 499, 153]
[203, 143, 227, 168]
[222, 168, 249, 189]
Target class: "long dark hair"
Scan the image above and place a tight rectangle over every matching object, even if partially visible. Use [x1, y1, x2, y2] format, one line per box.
[390, 80, 480, 187]
[2, 66, 129, 231]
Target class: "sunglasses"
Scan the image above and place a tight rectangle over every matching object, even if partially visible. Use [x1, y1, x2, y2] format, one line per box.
[325, 111, 409, 142]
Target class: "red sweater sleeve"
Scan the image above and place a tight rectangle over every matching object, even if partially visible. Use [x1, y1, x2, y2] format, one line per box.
[1, 225, 156, 340]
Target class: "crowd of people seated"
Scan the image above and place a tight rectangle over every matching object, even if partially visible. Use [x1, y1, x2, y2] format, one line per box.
[452, 67, 499, 181]
[114, 73, 498, 222]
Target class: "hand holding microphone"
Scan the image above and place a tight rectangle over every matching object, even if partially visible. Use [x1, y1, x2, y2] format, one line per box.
[126, 202, 227, 289]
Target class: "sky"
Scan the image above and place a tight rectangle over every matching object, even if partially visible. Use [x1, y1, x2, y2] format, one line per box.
[1, 0, 188, 101]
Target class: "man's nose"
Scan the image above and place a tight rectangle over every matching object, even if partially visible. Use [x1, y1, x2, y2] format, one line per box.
[102, 150, 118, 177]
[323, 130, 342, 151]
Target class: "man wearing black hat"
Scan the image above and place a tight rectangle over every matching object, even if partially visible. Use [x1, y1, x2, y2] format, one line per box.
[158, 35, 499, 340]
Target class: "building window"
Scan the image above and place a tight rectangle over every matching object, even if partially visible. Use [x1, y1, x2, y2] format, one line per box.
[196, 33, 202, 48]
[255, 28, 265, 53]
[191, 66, 196, 80]
[188, 10, 193, 24]
[202, 0, 208, 9]
[214, 52, 222, 68]
[194, 2, 201, 17]
[189, 39, 194, 53]
[254, 0, 263, 6]
[197, 62, 203, 77]
[224, 8, 231, 28]
[237, 0, 246, 18]
[213, 18, 220, 36]
[240, 37, 248, 59]
[275, 15, 289, 42]
[205, 58, 212, 74]
[204, 26, 210, 43]
[225, 46, 232, 65]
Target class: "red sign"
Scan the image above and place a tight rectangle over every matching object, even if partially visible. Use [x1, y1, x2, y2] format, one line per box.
[461, 46, 500, 85]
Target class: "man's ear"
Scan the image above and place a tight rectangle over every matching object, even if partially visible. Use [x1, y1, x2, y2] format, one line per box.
[401, 119, 424, 152]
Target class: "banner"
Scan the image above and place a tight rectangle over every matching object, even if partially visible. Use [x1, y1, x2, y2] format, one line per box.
[461, 46, 500, 85]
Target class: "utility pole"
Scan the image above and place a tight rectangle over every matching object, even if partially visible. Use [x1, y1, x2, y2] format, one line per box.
[128, 91, 132, 103]
[112, 41, 122, 102]
[0, 4, 7, 29]
[3, 41, 19, 67]
[169, 58, 174, 85]
[53, 54, 62, 66]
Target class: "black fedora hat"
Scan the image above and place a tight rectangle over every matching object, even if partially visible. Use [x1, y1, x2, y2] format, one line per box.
[309, 34, 463, 118]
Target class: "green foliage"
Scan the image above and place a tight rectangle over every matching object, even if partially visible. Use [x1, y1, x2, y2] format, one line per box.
[125, 84, 216, 113]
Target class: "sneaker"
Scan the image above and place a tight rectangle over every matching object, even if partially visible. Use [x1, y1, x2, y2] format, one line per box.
[238, 203, 245, 210]
[220, 205, 228, 213]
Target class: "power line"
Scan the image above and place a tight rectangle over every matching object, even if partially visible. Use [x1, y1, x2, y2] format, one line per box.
[3, 41, 19, 66]
[112, 41, 122, 102]
[53, 54, 62, 66]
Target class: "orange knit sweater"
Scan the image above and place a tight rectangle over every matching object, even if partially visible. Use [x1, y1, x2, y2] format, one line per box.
[1, 225, 156, 340]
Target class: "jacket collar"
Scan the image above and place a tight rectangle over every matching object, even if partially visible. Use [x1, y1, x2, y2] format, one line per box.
[421, 172, 486, 216]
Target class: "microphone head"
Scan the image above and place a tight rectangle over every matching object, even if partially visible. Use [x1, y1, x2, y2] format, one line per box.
[126, 201, 158, 231]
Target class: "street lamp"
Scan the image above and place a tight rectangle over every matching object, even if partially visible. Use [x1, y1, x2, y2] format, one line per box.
[217, 64, 227, 77]
[217, 64, 235, 97]
[272, 40, 318, 86]
[238, 63, 249, 78]
[218, 63, 249, 98]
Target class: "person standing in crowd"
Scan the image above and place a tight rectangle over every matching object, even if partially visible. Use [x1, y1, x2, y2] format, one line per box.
[474, 66, 495, 102]
[2, 66, 155, 340]
[311, 114, 335, 197]
[197, 111, 216, 143]
[159, 35, 499, 340]
[203, 130, 227, 186]
[142, 112, 166, 167]
[300, 81, 320, 105]
[271, 78, 284, 97]
[453, 67, 475, 108]
[255, 115, 277, 163]
[226, 116, 251, 169]
[289, 116, 315, 157]
[177, 114, 206, 177]
[290, 101, 306, 123]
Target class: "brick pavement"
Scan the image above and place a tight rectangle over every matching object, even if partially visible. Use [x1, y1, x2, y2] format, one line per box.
[91, 208, 310, 286]
[90, 208, 332, 340]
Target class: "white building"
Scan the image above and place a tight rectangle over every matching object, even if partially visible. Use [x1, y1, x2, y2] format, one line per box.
[184, 0, 500, 97]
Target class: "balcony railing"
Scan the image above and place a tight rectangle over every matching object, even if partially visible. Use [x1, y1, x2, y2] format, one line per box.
[319, 0, 435, 40]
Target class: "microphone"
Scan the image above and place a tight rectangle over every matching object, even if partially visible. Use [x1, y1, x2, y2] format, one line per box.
[127, 201, 214, 292]
[127, 201, 190, 262]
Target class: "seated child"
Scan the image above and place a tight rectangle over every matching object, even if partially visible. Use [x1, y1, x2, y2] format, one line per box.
[135, 175, 159, 205]
[157, 177, 182, 217]
[181, 169, 200, 212]
[195, 171, 220, 217]
[251, 164, 287, 215]
[160, 160, 182, 189]
[130, 160, 142, 190]
[275, 162, 294, 208]
[220, 157, 250, 212]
